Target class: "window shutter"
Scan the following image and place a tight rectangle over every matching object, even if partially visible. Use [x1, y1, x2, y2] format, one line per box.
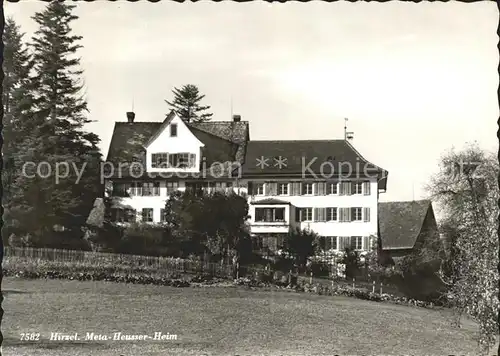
[321, 208, 326, 222]
[248, 182, 254, 195]
[347, 208, 352, 222]
[364, 182, 371, 195]
[313, 208, 320, 222]
[346, 182, 352, 195]
[295, 208, 300, 222]
[363, 207, 370, 222]
[136, 182, 143, 196]
[271, 182, 277, 195]
[338, 236, 345, 250]
[318, 182, 325, 195]
[363, 236, 369, 251]
[339, 182, 345, 196]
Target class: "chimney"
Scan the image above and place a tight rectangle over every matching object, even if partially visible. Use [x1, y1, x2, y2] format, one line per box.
[232, 114, 241, 122]
[126, 112, 135, 123]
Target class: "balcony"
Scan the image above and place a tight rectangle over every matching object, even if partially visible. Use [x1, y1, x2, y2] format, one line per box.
[250, 199, 292, 234]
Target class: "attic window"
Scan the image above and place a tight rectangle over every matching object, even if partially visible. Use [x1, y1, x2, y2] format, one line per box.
[327, 156, 335, 161]
[170, 124, 177, 137]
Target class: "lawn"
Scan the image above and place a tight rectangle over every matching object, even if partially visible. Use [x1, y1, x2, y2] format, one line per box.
[2, 277, 482, 356]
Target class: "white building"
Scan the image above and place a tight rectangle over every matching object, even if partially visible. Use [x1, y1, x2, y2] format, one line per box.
[104, 111, 388, 252]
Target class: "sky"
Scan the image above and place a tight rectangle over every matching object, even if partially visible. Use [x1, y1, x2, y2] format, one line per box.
[5, 1, 499, 204]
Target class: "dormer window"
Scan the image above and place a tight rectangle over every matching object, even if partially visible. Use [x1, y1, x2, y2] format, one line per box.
[170, 124, 177, 137]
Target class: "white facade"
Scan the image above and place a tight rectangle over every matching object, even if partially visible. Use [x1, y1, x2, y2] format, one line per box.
[107, 112, 384, 252]
[145, 114, 204, 174]
[110, 178, 380, 251]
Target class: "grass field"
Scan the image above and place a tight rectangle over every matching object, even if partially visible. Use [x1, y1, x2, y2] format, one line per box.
[2, 277, 483, 356]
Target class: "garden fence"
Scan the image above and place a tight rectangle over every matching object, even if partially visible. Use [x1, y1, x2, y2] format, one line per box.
[4, 247, 236, 278]
[3, 247, 397, 294]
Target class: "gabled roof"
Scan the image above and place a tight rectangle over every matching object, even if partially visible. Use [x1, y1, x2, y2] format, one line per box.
[241, 139, 387, 187]
[378, 200, 434, 250]
[252, 198, 291, 205]
[105, 117, 249, 178]
[143, 110, 176, 148]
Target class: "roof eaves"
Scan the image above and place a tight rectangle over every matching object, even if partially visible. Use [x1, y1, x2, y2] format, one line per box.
[345, 140, 387, 174]
[143, 110, 176, 148]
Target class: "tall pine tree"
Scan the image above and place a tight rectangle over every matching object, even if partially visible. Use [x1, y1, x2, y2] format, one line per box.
[165, 84, 213, 123]
[8, 2, 102, 248]
[2, 18, 37, 244]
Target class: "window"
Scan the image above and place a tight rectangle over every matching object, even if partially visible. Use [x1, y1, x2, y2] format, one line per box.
[144, 182, 160, 196]
[339, 182, 351, 196]
[321, 236, 337, 251]
[204, 182, 216, 193]
[353, 182, 363, 195]
[151, 153, 169, 168]
[166, 181, 179, 195]
[142, 208, 154, 223]
[169, 153, 196, 168]
[302, 182, 313, 195]
[170, 123, 177, 137]
[160, 208, 166, 223]
[327, 182, 338, 195]
[351, 207, 362, 221]
[152, 153, 196, 169]
[350, 236, 363, 250]
[111, 208, 136, 223]
[255, 208, 285, 222]
[256, 183, 265, 195]
[112, 183, 130, 196]
[326, 207, 338, 221]
[298, 208, 313, 222]
[130, 182, 143, 196]
[215, 182, 226, 191]
[274, 208, 285, 221]
[277, 183, 289, 195]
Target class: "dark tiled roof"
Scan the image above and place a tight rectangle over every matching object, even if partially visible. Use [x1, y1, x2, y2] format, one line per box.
[106, 122, 161, 163]
[378, 200, 433, 250]
[105, 118, 249, 179]
[241, 140, 387, 184]
[190, 121, 249, 164]
[252, 198, 291, 205]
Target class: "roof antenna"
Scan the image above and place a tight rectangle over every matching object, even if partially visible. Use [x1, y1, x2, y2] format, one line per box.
[344, 118, 354, 140]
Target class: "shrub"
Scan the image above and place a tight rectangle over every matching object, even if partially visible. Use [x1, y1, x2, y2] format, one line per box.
[341, 248, 361, 278]
[272, 256, 295, 273]
[309, 261, 330, 277]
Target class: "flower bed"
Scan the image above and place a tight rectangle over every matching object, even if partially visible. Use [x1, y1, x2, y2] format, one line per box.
[231, 276, 444, 309]
[4, 258, 446, 309]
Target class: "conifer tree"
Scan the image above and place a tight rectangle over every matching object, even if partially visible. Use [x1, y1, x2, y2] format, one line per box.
[165, 84, 213, 123]
[2, 18, 37, 243]
[8, 2, 102, 247]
